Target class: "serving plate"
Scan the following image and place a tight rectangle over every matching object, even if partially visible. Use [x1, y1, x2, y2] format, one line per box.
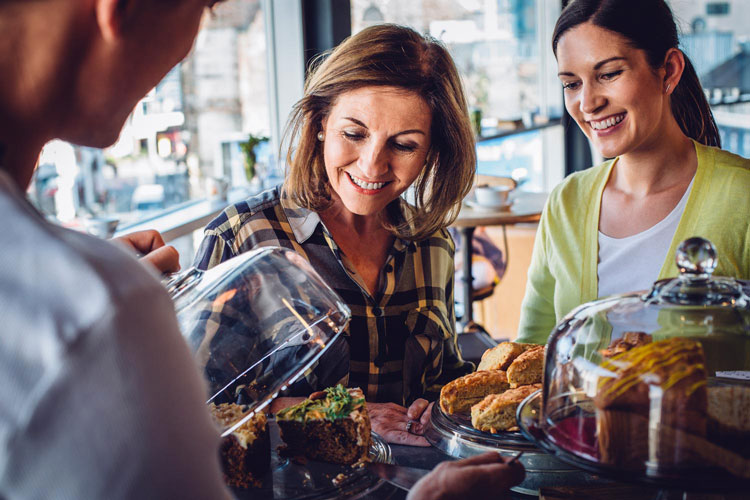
[425, 397, 608, 496]
[233, 418, 399, 500]
[517, 388, 750, 493]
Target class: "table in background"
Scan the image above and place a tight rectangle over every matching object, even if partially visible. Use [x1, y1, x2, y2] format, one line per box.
[451, 192, 547, 335]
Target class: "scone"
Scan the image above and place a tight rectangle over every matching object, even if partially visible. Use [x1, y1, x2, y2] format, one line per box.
[506, 345, 545, 388]
[439, 370, 510, 414]
[477, 342, 540, 371]
[471, 384, 542, 433]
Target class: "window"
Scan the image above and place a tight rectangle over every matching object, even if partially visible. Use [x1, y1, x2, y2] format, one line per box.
[350, 0, 564, 191]
[28, 0, 272, 231]
[706, 2, 730, 15]
[672, 0, 750, 159]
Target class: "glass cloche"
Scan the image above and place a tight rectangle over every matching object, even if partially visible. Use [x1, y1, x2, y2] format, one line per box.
[167, 247, 351, 427]
[518, 237, 750, 490]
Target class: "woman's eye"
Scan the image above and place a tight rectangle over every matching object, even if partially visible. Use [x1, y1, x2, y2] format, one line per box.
[392, 142, 417, 153]
[342, 131, 365, 141]
[601, 70, 623, 80]
[562, 81, 580, 91]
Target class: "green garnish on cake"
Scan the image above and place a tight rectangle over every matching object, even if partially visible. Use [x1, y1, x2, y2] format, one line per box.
[277, 384, 366, 422]
[276, 385, 371, 465]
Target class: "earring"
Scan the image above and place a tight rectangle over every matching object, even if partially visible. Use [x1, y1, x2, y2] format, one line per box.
[317, 131, 325, 142]
[665, 83, 672, 94]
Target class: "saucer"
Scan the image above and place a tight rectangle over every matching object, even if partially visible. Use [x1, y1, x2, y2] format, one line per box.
[465, 199, 513, 212]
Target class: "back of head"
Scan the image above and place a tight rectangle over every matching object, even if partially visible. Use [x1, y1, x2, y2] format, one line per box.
[552, 0, 720, 148]
[284, 24, 475, 241]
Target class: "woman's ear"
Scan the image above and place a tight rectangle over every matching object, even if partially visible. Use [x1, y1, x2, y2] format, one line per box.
[663, 48, 686, 95]
[95, 0, 131, 42]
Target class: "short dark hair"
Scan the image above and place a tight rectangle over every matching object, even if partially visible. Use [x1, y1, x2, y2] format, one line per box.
[553, 0, 720, 148]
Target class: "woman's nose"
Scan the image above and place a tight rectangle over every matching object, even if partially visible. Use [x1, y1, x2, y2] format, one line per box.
[579, 82, 605, 115]
[357, 140, 389, 178]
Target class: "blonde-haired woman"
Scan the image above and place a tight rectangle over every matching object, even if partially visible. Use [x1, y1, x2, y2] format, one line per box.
[194, 24, 476, 445]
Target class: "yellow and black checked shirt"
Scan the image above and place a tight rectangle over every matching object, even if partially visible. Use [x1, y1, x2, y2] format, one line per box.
[193, 186, 472, 405]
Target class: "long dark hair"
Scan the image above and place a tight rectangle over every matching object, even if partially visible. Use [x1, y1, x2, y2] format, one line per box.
[553, 0, 720, 148]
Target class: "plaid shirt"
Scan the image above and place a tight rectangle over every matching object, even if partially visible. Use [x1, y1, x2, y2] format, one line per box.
[194, 186, 472, 405]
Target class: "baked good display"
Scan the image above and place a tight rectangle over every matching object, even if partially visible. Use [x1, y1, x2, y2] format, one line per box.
[471, 384, 542, 433]
[209, 402, 270, 488]
[600, 331, 652, 358]
[707, 384, 750, 457]
[506, 345, 545, 388]
[276, 385, 371, 465]
[439, 370, 510, 414]
[594, 338, 708, 468]
[477, 342, 540, 371]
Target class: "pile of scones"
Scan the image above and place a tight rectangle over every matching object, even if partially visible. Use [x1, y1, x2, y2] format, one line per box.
[440, 342, 544, 433]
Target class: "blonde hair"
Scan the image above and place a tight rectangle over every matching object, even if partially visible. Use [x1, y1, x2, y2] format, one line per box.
[282, 24, 475, 241]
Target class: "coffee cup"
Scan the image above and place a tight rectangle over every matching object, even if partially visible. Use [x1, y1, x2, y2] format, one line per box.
[474, 185, 512, 207]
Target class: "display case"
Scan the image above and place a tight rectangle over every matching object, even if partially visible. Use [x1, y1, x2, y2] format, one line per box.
[166, 248, 398, 498]
[518, 238, 750, 491]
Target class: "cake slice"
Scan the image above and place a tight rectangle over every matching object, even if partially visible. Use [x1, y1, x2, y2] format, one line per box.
[276, 385, 371, 465]
[506, 345, 545, 388]
[209, 403, 270, 488]
[477, 342, 541, 371]
[439, 370, 510, 414]
[600, 331, 652, 358]
[471, 384, 542, 433]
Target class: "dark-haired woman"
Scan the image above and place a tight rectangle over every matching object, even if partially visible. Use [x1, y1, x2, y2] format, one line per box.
[517, 0, 750, 344]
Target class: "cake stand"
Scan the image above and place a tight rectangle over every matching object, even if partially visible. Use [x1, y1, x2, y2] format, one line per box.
[424, 402, 609, 496]
[233, 419, 399, 500]
[517, 390, 750, 499]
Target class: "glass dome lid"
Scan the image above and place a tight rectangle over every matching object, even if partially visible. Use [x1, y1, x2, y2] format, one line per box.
[167, 247, 350, 434]
[518, 238, 750, 489]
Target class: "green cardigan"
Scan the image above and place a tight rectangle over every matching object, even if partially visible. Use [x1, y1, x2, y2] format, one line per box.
[517, 141, 750, 344]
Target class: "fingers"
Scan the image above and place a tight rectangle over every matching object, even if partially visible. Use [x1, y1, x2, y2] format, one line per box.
[368, 402, 430, 447]
[419, 402, 433, 427]
[140, 245, 180, 274]
[467, 461, 525, 491]
[113, 229, 166, 254]
[378, 429, 430, 447]
[453, 451, 505, 466]
[407, 398, 429, 420]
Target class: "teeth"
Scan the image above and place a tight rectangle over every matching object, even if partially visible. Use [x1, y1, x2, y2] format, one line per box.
[591, 114, 625, 130]
[348, 173, 386, 190]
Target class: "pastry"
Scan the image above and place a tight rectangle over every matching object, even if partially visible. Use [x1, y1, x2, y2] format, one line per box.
[209, 403, 270, 488]
[477, 342, 541, 371]
[276, 385, 371, 465]
[506, 345, 545, 388]
[439, 370, 510, 414]
[471, 384, 542, 433]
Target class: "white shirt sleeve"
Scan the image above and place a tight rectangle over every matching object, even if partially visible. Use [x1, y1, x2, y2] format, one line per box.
[1, 284, 232, 500]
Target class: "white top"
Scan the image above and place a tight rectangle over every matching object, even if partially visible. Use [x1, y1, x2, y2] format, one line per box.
[597, 176, 694, 298]
[0, 172, 230, 499]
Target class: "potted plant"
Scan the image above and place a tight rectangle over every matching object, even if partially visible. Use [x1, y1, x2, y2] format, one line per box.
[239, 133, 268, 183]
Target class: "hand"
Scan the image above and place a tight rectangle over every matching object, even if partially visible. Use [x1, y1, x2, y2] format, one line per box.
[406, 452, 525, 500]
[368, 402, 430, 447]
[113, 230, 180, 274]
[407, 398, 433, 432]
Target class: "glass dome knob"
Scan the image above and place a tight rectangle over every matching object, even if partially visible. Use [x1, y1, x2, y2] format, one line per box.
[675, 237, 717, 275]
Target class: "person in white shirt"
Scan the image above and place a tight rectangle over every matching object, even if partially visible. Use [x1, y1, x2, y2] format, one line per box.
[0, 1, 524, 498]
[0, 1, 231, 498]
